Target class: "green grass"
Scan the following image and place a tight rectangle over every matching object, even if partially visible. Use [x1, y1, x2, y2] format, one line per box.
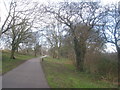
[41, 57, 117, 88]
[1, 50, 35, 74]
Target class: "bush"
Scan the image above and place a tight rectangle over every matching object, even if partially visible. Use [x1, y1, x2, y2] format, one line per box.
[85, 52, 118, 83]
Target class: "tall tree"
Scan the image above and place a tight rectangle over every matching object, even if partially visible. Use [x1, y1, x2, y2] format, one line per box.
[1, 0, 38, 36]
[101, 4, 120, 86]
[1, 0, 39, 59]
[10, 19, 33, 59]
[45, 1, 106, 71]
[43, 21, 63, 58]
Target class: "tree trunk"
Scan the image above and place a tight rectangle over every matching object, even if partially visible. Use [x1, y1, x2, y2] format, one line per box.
[56, 48, 60, 59]
[26, 49, 29, 54]
[73, 36, 84, 71]
[117, 47, 120, 62]
[117, 46, 120, 87]
[34, 50, 37, 56]
[10, 48, 16, 59]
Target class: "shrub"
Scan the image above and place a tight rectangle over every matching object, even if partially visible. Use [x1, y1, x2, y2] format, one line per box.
[85, 52, 118, 83]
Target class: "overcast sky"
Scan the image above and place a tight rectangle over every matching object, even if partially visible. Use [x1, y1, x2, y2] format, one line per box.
[0, 0, 119, 52]
[0, 0, 119, 22]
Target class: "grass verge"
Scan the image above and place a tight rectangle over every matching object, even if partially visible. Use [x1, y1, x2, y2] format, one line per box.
[41, 57, 117, 88]
[1, 50, 35, 74]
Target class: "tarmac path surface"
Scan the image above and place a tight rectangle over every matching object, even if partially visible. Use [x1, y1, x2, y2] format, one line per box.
[2, 57, 49, 88]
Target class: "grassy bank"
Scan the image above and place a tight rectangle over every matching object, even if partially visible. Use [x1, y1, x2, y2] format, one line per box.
[41, 57, 117, 88]
[1, 50, 35, 74]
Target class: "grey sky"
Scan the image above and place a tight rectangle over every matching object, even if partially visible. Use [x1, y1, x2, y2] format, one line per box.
[0, 0, 119, 52]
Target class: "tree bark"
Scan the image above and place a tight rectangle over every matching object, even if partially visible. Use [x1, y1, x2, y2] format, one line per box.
[117, 47, 120, 62]
[117, 46, 120, 87]
[70, 27, 86, 72]
[10, 48, 16, 59]
[73, 36, 84, 71]
[34, 50, 37, 56]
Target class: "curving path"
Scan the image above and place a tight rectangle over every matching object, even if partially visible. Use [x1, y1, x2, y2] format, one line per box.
[2, 57, 49, 88]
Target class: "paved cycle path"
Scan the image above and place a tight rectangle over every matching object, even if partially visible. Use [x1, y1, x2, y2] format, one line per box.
[2, 57, 49, 88]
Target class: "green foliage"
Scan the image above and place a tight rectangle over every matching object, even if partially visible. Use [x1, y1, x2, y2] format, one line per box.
[41, 57, 117, 88]
[2, 51, 35, 74]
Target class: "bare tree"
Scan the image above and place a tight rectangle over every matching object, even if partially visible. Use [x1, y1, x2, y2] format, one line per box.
[1, 0, 38, 36]
[101, 4, 120, 86]
[31, 31, 42, 56]
[102, 4, 120, 61]
[43, 20, 63, 58]
[1, 1, 18, 35]
[10, 19, 33, 59]
[45, 1, 106, 71]
[2, 0, 39, 59]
